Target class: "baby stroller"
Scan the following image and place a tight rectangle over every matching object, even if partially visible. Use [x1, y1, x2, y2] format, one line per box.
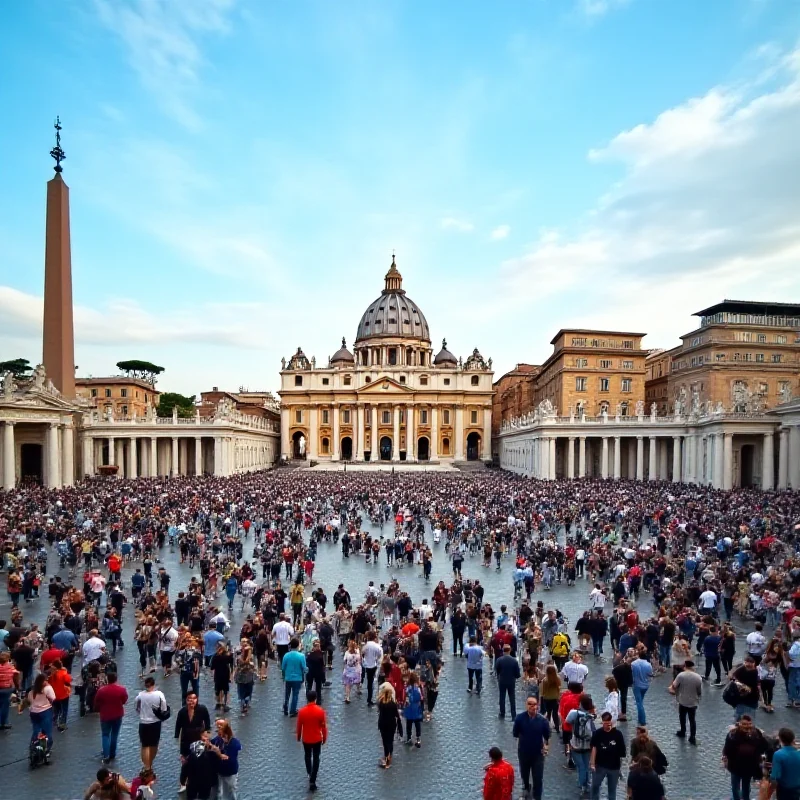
[29, 732, 51, 769]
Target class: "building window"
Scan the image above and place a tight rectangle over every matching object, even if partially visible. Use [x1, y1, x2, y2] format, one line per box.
[623, 340, 633, 349]
[120, 388, 127, 398]
[776, 335, 787, 344]
[322, 378, 329, 385]
[572, 337, 587, 346]
[779, 381, 791, 396]
[757, 334, 767, 343]
[599, 401, 610, 414]
[576, 377, 587, 392]
[388, 348, 397, 365]
[91, 388, 98, 398]
[343, 375, 352, 385]
[322, 410, 329, 425]
[621, 378, 632, 393]
[442, 409, 450, 425]
[599, 378, 610, 392]
[399, 376, 406, 384]
[575, 358, 587, 367]
[772, 354, 783, 363]
[382, 410, 390, 424]
[737, 332, 753, 342]
[135, 391, 139, 399]
[105, 388, 112, 398]
[443, 378, 450, 386]
[471, 376, 479, 386]
[758, 382, 768, 395]
[420, 409, 428, 424]
[121, 405, 128, 416]
[365, 376, 371, 383]
[599, 359, 612, 369]
[342, 409, 351, 424]
[295, 410, 302, 423]
[470, 410, 478, 424]
[295, 376, 303, 386]
[691, 336, 702, 346]
[733, 353, 741, 361]
[622, 360, 633, 369]
[321, 438, 329, 454]
[743, 353, 753, 361]
[715, 353, 725, 361]
[756, 353, 764, 362]
[620, 402, 629, 416]
[420, 376, 428, 386]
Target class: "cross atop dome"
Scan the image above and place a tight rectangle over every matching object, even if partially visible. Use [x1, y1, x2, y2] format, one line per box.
[383, 253, 403, 293]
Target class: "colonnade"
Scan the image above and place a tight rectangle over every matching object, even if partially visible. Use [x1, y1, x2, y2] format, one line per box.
[1, 419, 75, 489]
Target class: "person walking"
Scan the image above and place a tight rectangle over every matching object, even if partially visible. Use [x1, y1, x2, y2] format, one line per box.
[589, 711, 627, 800]
[174, 692, 212, 792]
[48, 658, 72, 732]
[27, 672, 55, 753]
[281, 638, 307, 717]
[565, 693, 596, 798]
[669, 659, 701, 744]
[465, 636, 485, 696]
[495, 644, 521, 719]
[512, 696, 550, 800]
[135, 676, 167, 770]
[376, 682, 402, 768]
[539, 666, 561, 732]
[722, 714, 769, 800]
[0, 651, 21, 730]
[361, 632, 383, 706]
[631, 650, 653, 725]
[341, 639, 362, 704]
[626, 755, 665, 800]
[483, 746, 515, 800]
[402, 673, 424, 747]
[93, 671, 128, 764]
[210, 719, 241, 800]
[306, 640, 326, 703]
[769, 727, 800, 800]
[296, 690, 327, 792]
[232, 644, 256, 716]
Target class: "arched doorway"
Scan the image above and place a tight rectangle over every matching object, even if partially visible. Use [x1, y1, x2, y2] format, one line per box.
[292, 431, 306, 459]
[20, 443, 43, 483]
[417, 436, 430, 461]
[341, 436, 353, 460]
[380, 436, 392, 461]
[467, 432, 481, 460]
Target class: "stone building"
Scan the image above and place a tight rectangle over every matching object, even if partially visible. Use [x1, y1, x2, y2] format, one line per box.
[491, 364, 539, 444]
[278, 257, 493, 463]
[75, 376, 160, 419]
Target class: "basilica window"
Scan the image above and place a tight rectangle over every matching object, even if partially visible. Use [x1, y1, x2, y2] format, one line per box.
[322, 378, 329, 385]
[471, 410, 478, 424]
[322, 410, 329, 424]
[420, 409, 428, 424]
[120, 389, 128, 398]
[121, 405, 128, 416]
[342, 409, 351, 424]
[399, 376, 406, 384]
[471, 376, 479, 386]
[420, 376, 428, 385]
[295, 410, 302, 423]
[442, 409, 450, 424]
[364, 376, 371, 383]
[343, 375, 352, 385]
[382, 410, 390, 424]
[295, 376, 303, 386]
[443, 378, 450, 386]
[388, 348, 397, 365]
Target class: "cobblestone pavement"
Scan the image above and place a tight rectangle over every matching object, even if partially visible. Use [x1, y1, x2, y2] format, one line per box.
[0, 518, 788, 800]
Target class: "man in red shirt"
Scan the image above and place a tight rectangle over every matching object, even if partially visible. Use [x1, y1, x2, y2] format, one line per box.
[296, 690, 327, 792]
[39, 645, 67, 671]
[92, 671, 128, 763]
[483, 746, 515, 800]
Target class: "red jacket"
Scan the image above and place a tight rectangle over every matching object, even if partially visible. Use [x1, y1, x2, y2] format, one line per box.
[559, 690, 581, 731]
[483, 759, 515, 800]
[296, 701, 327, 744]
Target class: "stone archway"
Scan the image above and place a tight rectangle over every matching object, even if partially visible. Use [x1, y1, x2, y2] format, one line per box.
[467, 432, 481, 461]
[417, 436, 430, 461]
[380, 436, 392, 461]
[341, 436, 353, 461]
[292, 431, 306, 459]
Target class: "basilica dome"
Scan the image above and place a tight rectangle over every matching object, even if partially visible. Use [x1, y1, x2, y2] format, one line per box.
[355, 256, 431, 343]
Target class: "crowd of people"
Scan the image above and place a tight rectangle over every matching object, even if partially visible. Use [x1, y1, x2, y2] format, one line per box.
[1, 469, 800, 800]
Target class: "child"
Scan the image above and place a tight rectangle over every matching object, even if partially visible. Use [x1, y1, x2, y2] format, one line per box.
[130, 768, 157, 800]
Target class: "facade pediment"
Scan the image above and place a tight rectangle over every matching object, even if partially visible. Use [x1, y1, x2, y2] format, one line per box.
[1, 389, 84, 413]
[356, 377, 414, 396]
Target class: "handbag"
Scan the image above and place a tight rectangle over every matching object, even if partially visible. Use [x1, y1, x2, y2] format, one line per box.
[153, 697, 171, 721]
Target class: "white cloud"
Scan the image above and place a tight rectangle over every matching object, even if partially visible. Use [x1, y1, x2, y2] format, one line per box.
[440, 217, 474, 232]
[93, 0, 236, 129]
[577, 0, 631, 19]
[490, 224, 511, 240]
[497, 44, 800, 350]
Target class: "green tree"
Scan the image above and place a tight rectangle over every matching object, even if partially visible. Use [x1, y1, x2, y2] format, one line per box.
[116, 359, 165, 386]
[0, 358, 33, 376]
[157, 392, 196, 418]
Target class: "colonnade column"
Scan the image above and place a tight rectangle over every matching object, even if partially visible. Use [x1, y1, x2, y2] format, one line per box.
[541, 437, 550, 479]
[713, 433, 724, 489]
[2, 421, 15, 490]
[723, 432, 734, 490]
[371, 405, 378, 461]
[115, 439, 125, 476]
[672, 436, 682, 483]
[128, 437, 138, 479]
[309, 408, 319, 460]
[613, 436, 621, 479]
[108, 435, 116, 467]
[549, 437, 556, 479]
[392, 406, 400, 462]
[648, 436, 657, 481]
[636, 436, 644, 481]
[578, 436, 586, 478]
[567, 437, 575, 479]
[778, 428, 789, 489]
[214, 437, 222, 476]
[659, 440, 668, 480]
[47, 423, 60, 488]
[280, 408, 290, 460]
[762, 432, 774, 491]
[454, 407, 464, 461]
[332, 404, 341, 461]
[82, 433, 93, 479]
[195, 437, 203, 476]
[482, 408, 492, 460]
[171, 437, 178, 477]
[356, 404, 366, 461]
[701, 436, 709, 484]
[601, 437, 609, 479]
[62, 424, 74, 486]
[790, 426, 800, 490]
[407, 406, 415, 461]
[150, 437, 158, 477]
[430, 407, 439, 460]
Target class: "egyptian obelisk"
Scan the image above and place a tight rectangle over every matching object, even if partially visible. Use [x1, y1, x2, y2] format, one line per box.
[42, 117, 76, 397]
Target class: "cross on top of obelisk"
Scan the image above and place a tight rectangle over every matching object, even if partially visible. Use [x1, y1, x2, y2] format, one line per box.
[50, 116, 65, 173]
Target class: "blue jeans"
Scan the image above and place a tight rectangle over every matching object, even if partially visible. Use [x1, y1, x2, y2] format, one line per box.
[659, 643, 671, 667]
[632, 685, 648, 724]
[180, 673, 200, 704]
[101, 717, 122, 759]
[573, 750, 591, 793]
[788, 668, 800, 703]
[0, 687, 13, 726]
[592, 766, 620, 800]
[592, 637, 603, 656]
[53, 697, 70, 727]
[30, 708, 54, 749]
[730, 772, 752, 800]
[283, 680, 302, 714]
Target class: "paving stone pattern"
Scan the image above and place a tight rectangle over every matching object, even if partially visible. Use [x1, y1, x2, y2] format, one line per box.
[0, 520, 786, 800]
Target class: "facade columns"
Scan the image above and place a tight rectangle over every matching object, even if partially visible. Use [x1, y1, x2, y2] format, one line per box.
[108, 435, 116, 466]
[635, 436, 644, 481]
[82, 433, 93, 478]
[648, 436, 657, 480]
[578, 436, 586, 478]
[790, 426, 800, 490]
[430, 407, 439, 460]
[659, 440, 668, 481]
[762, 432, 774, 491]
[195, 437, 203, 476]
[171, 437, 178, 477]
[47, 423, 60, 488]
[128, 437, 138, 479]
[454, 407, 464, 461]
[407, 406, 415, 461]
[672, 436, 681, 483]
[62, 424, 74, 486]
[309, 408, 318, 460]
[149, 437, 157, 477]
[280, 408, 290, 460]
[392, 405, 400, 461]
[701, 436, 709, 484]
[613, 436, 621, 479]
[354, 405, 364, 461]
[567, 437, 575, 479]
[723, 432, 734, 490]
[371, 405, 378, 461]
[541, 437, 550, 479]
[115, 439, 125, 476]
[778, 428, 789, 489]
[482, 408, 492, 460]
[601, 437, 609, 479]
[332, 405, 340, 461]
[714, 433, 724, 489]
[685, 436, 695, 484]
[549, 437, 556, 479]
[214, 437, 222, 476]
[2, 422, 15, 490]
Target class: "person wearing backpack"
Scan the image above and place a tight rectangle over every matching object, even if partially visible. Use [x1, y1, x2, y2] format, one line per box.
[565, 694, 596, 797]
[551, 631, 571, 671]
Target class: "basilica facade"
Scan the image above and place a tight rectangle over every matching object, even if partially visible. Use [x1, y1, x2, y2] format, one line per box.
[278, 257, 493, 463]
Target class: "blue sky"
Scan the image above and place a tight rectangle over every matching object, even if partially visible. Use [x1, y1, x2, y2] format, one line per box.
[1, 0, 799, 395]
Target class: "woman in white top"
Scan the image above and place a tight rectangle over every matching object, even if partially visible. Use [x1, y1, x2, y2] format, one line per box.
[135, 676, 168, 770]
[603, 675, 620, 723]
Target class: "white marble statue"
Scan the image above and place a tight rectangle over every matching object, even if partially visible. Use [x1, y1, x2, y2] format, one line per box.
[32, 363, 46, 390]
[299, 435, 306, 456]
[691, 387, 700, 416]
[635, 399, 644, 417]
[2, 371, 15, 398]
[780, 383, 794, 404]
